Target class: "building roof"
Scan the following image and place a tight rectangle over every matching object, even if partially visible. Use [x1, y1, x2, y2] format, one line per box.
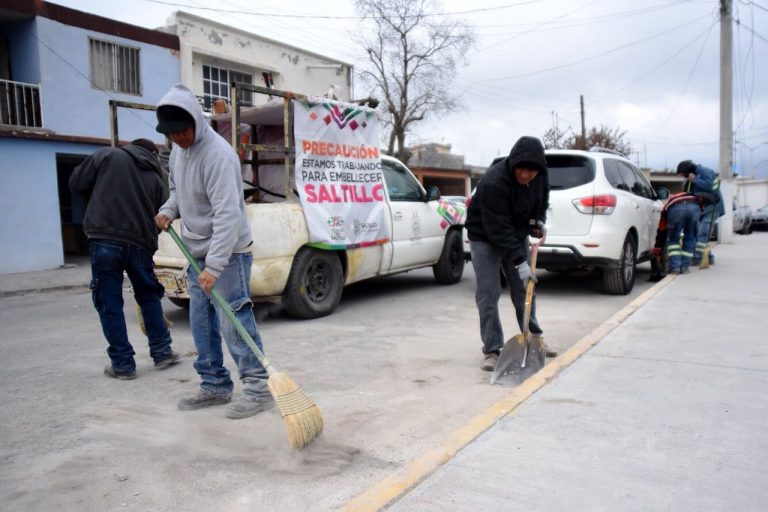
[1, 0, 179, 50]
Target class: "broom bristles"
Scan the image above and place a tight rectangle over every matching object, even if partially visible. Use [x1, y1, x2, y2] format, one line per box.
[267, 371, 323, 449]
[700, 247, 710, 269]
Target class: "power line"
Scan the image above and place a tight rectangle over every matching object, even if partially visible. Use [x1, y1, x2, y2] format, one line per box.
[139, 0, 543, 19]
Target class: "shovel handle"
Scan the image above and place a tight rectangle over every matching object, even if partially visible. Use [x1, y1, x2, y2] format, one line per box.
[165, 225, 274, 375]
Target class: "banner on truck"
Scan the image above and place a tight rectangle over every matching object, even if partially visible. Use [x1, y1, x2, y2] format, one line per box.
[293, 97, 389, 249]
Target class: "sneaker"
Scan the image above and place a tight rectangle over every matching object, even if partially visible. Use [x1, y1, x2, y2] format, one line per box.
[543, 344, 558, 358]
[226, 397, 275, 419]
[104, 365, 137, 380]
[679, 267, 690, 274]
[154, 351, 181, 368]
[178, 389, 231, 411]
[481, 351, 499, 372]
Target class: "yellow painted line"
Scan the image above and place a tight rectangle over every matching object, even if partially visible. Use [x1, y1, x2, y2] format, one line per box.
[340, 274, 677, 512]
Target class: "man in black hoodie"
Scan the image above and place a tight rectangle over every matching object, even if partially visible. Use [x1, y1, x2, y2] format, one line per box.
[466, 136, 554, 371]
[70, 139, 179, 380]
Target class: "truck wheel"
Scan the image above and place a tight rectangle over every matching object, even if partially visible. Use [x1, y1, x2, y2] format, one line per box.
[168, 297, 190, 309]
[602, 234, 636, 295]
[283, 247, 343, 319]
[433, 229, 465, 284]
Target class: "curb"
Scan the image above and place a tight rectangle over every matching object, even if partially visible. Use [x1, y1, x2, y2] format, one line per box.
[339, 274, 678, 512]
[0, 283, 90, 299]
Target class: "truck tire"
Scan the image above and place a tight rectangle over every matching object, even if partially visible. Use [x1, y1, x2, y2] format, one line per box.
[283, 247, 344, 319]
[602, 234, 636, 295]
[433, 229, 465, 284]
[168, 297, 190, 309]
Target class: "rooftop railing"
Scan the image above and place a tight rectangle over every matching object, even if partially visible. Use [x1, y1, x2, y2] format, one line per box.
[1, 79, 42, 128]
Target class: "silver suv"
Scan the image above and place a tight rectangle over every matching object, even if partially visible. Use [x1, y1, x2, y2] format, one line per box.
[538, 148, 669, 294]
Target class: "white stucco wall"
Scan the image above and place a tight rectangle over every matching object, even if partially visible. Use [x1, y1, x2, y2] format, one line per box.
[167, 12, 352, 105]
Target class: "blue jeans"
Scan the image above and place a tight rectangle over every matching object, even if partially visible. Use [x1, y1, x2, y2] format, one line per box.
[695, 204, 717, 262]
[89, 239, 173, 373]
[188, 252, 270, 400]
[666, 201, 700, 272]
[470, 239, 542, 355]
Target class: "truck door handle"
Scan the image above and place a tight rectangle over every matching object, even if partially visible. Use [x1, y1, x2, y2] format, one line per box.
[394, 212, 403, 220]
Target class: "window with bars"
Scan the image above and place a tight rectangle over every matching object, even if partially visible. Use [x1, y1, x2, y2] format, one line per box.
[202, 64, 253, 110]
[89, 38, 141, 95]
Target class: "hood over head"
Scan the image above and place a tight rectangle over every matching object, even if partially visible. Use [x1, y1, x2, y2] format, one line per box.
[506, 136, 547, 175]
[120, 139, 162, 176]
[155, 84, 206, 143]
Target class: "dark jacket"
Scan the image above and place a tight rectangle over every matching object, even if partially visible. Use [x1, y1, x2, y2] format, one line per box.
[69, 144, 166, 254]
[466, 136, 549, 264]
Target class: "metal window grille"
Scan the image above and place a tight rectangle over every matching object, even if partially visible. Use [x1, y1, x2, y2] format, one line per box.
[202, 64, 252, 110]
[89, 38, 141, 95]
[0, 79, 42, 127]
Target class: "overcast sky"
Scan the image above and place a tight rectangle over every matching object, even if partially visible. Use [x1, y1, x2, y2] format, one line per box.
[55, 0, 768, 177]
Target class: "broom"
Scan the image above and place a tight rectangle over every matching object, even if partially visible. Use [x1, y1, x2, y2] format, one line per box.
[166, 225, 323, 449]
[699, 203, 718, 270]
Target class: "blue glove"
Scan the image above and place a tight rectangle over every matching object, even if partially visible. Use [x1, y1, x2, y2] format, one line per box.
[516, 261, 537, 284]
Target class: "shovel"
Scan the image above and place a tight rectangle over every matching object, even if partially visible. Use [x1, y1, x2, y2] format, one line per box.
[490, 239, 546, 386]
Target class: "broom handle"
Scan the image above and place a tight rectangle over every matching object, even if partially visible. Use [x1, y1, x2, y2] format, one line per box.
[166, 225, 275, 375]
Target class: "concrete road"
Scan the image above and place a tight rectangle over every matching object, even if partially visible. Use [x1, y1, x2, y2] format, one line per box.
[0, 263, 657, 511]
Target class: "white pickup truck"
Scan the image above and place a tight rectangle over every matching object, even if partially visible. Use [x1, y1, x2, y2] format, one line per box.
[152, 87, 466, 319]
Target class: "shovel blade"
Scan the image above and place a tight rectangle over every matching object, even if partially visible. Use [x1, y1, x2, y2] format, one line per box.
[490, 334, 546, 386]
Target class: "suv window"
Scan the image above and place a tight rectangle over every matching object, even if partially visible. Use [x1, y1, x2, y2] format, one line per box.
[545, 155, 596, 190]
[603, 159, 624, 189]
[382, 159, 422, 201]
[629, 166, 654, 199]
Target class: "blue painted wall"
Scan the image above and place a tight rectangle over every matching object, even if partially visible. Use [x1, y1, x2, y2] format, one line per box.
[0, 139, 99, 274]
[35, 17, 179, 143]
[0, 16, 179, 274]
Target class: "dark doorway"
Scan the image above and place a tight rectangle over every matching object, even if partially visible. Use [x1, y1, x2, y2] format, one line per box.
[57, 153, 88, 256]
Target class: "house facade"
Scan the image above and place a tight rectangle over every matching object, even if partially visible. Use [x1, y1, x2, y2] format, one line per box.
[0, 0, 180, 274]
[161, 11, 353, 109]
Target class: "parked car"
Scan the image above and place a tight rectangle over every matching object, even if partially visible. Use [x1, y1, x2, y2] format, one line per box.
[732, 197, 753, 234]
[536, 148, 669, 295]
[751, 203, 768, 230]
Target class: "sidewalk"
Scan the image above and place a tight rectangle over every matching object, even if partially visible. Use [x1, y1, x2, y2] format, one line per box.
[0, 256, 91, 298]
[345, 233, 768, 511]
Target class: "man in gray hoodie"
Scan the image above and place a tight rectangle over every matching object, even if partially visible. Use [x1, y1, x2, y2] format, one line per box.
[154, 84, 272, 419]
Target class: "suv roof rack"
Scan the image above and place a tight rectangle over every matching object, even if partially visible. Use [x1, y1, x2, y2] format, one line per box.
[588, 146, 627, 157]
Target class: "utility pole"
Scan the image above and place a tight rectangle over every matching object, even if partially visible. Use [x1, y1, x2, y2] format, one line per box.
[719, 0, 734, 243]
[580, 95, 586, 149]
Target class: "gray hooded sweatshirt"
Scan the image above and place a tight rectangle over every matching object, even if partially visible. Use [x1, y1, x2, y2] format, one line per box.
[157, 84, 252, 278]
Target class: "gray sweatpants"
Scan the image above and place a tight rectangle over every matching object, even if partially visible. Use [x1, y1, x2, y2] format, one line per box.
[470, 239, 542, 355]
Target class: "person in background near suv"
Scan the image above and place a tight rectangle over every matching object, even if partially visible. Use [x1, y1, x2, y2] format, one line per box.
[662, 191, 702, 274]
[154, 83, 274, 419]
[676, 160, 723, 265]
[69, 138, 179, 380]
[466, 136, 556, 372]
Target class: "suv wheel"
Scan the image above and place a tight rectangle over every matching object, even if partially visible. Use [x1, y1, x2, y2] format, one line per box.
[602, 234, 636, 295]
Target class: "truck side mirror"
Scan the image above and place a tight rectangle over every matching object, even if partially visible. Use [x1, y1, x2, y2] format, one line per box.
[656, 187, 669, 200]
[426, 185, 440, 202]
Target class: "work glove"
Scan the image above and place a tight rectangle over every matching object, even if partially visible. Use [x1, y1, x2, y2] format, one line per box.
[530, 220, 547, 239]
[516, 261, 538, 284]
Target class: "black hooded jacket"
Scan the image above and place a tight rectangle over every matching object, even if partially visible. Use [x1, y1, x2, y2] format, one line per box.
[69, 144, 166, 254]
[465, 136, 549, 264]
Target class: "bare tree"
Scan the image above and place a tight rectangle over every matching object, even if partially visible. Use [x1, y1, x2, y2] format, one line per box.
[354, 0, 474, 163]
[545, 124, 633, 156]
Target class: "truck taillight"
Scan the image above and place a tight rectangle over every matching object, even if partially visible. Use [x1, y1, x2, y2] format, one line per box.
[573, 194, 616, 214]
